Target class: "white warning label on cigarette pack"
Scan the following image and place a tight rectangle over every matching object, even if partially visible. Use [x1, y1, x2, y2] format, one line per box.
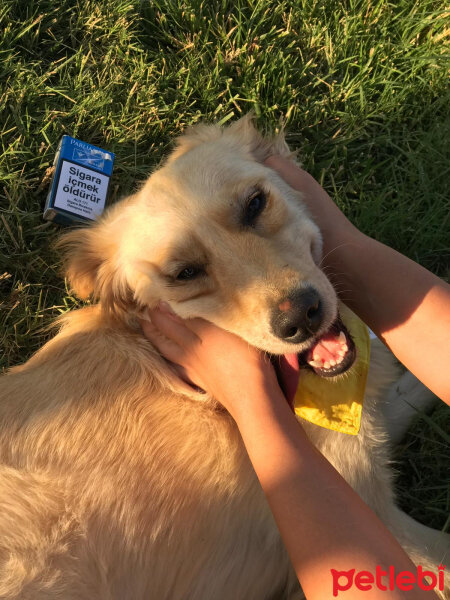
[54, 160, 110, 220]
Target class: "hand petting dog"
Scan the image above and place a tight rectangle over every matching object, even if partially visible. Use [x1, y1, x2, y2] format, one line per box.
[141, 303, 281, 422]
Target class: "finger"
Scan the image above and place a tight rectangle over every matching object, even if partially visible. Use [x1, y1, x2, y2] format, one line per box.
[139, 321, 203, 389]
[181, 316, 220, 338]
[170, 362, 206, 394]
[149, 307, 201, 350]
[165, 362, 205, 395]
[157, 304, 223, 345]
[265, 155, 319, 194]
[265, 156, 329, 203]
[139, 318, 185, 364]
[184, 317, 240, 348]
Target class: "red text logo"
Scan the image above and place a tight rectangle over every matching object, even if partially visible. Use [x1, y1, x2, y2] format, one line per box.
[331, 564, 445, 596]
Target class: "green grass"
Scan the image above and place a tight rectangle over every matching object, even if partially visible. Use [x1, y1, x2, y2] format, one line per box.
[0, 0, 449, 529]
[395, 403, 450, 531]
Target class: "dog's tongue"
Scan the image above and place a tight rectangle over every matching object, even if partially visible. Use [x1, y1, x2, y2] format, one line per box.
[306, 330, 347, 365]
[276, 331, 347, 408]
[276, 353, 300, 410]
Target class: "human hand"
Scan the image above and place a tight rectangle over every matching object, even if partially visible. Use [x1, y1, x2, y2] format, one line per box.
[264, 156, 361, 262]
[139, 303, 284, 422]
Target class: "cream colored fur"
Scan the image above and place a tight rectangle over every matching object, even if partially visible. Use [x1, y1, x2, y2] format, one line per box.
[1, 117, 448, 599]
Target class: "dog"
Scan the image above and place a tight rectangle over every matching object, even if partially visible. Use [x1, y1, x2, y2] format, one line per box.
[1, 116, 448, 599]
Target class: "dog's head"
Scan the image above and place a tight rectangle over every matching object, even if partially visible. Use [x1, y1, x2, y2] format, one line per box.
[60, 116, 355, 381]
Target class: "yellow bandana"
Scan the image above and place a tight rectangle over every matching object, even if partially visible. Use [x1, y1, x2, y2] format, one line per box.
[293, 304, 370, 435]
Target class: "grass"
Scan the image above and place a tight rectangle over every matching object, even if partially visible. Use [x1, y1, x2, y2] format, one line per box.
[0, 0, 449, 529]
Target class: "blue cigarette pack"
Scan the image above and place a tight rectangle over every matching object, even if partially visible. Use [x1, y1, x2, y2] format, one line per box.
[43, 136, 115, 225]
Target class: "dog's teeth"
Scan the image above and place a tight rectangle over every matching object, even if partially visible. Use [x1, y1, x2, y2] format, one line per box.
[329, 359, 336, 367]
[313, 354, 321, 362]
[308, 359, 323, 368]
[324, 361, 330, 369]
[342, 344, 348, 352]
[336, 356, 344, 364]
[338, 331, 346, 344]
[338, 349, 346, 357]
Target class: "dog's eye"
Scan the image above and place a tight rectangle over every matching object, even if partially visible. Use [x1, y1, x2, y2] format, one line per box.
[243, 190, 267, 227]
[176, 265, 204, 281]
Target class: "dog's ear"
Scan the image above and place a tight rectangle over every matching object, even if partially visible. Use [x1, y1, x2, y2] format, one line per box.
[225, 113, 293, 162]
[56, 226, 105, 299]
[166, 123, 222, 163]
[167, 113, 293, 164]
[56, 222, 131, 311]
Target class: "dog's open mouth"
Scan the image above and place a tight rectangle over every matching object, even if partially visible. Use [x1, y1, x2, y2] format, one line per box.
[273, 315, 357, 409]
[298, 316, 356, 377]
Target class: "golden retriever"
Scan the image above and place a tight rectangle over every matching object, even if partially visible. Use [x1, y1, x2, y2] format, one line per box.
[1, 116, 448, 599]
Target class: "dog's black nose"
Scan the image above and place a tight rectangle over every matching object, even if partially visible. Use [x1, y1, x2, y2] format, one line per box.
[271, 287, 323, 344]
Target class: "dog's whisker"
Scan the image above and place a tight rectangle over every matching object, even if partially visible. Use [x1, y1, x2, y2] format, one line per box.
[318, 242, 356, 269]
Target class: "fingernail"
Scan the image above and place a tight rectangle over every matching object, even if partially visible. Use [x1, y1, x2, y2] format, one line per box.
[158, 301, 175, 314]
[158, 301, 183, 321]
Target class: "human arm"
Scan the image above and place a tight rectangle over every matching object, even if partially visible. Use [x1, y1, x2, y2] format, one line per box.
[237, 385, 436, 600]
[265, 156, 450, 403]
[141, 308, 436, 599]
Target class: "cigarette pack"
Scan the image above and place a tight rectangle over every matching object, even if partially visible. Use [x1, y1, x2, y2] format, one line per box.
[43, 136, 115, 225]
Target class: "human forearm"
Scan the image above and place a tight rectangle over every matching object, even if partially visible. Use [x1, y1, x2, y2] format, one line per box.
[326, 231, 450, 402]
[235, 388, 437, 599]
